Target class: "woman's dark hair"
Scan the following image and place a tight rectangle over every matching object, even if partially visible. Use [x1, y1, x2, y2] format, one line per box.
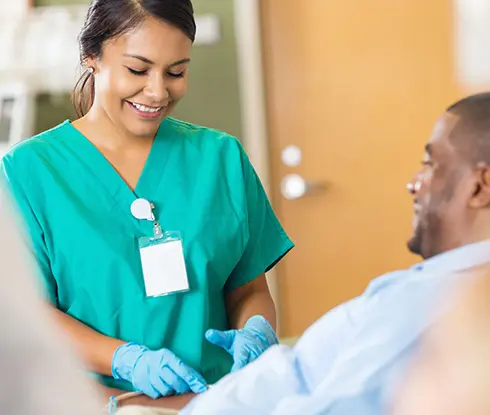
[72, 0, 196, 118]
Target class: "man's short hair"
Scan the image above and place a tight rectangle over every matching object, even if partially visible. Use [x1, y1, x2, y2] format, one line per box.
[446, 93, 490, 164]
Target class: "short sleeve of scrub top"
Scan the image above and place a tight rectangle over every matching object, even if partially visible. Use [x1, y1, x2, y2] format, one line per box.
[1, 156, 57, 303]
[224, 140, 292, 292]
[0, 117, 294, 390]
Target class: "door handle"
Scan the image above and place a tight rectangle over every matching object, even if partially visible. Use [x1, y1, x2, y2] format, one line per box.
[280, 174, 327, 200]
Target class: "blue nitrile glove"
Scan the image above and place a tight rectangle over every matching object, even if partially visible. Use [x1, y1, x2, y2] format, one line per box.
[205, 315, 278, 373]
[112, 343, 208, 399]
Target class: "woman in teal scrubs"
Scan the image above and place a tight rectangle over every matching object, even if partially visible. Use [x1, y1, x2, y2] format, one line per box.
[0, 0, 293, 399]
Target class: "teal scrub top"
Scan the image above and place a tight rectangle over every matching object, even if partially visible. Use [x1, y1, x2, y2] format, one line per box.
[0, 117, 294, 390]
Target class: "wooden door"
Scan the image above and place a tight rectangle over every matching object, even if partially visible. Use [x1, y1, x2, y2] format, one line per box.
[261, 0, 463, 336]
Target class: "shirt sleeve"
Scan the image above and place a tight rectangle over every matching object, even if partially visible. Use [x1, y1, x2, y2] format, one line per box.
[293, 296, 367, 391]
[0, 157, 58, 305]
[225, 141, 294, 292]
[181, 345, 307, 415]
[180, 296, 368, 415]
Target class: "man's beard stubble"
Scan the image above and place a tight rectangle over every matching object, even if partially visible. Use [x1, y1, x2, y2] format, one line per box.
[407, 210, 443, 260]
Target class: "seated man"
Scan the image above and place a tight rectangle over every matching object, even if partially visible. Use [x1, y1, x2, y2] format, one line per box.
[181, 93, 490, 414]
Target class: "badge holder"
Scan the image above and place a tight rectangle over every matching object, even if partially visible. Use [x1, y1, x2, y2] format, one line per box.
[131, 198, 190, 298]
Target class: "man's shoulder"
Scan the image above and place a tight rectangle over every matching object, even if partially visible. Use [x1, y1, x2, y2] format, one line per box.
[363, 269, 414, 297]
[294, 269, 414, 348]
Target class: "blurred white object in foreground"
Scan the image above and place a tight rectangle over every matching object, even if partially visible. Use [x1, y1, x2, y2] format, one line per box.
[0, 192, 103, 414]
[391, 265, 490, 415]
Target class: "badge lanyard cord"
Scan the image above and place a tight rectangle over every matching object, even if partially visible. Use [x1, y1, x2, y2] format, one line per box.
[104, 392, 179, 414]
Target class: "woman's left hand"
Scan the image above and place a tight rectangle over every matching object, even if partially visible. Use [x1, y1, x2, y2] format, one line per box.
[205, 315, 279, 373]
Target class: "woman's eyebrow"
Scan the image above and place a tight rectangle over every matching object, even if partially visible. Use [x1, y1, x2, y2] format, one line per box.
[123, 54, 154, 64]
[168, 58, 191, 68]
[123, 55, 191, 67]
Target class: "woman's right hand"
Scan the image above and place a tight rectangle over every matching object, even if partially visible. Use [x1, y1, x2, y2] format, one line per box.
[112, 343, 208, 399]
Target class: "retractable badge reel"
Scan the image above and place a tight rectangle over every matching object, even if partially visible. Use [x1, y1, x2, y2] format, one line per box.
[131, 198, 189, 297]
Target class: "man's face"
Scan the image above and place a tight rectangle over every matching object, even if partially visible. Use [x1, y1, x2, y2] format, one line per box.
[407, 112, 473, 259]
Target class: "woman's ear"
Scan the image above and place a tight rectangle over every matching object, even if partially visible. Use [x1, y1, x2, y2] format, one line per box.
[83, 57, 99, 74]
[469, 164, 490, 208]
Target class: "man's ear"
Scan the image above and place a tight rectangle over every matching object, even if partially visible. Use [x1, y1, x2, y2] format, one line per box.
[469, 164, 490, 208]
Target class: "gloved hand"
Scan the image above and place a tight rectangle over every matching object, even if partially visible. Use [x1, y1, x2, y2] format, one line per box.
[205, 315, 278, 373]
[112, 343, 208, 399]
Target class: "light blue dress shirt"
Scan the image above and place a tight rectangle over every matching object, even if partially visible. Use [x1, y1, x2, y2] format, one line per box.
[182, 240, 490, 415]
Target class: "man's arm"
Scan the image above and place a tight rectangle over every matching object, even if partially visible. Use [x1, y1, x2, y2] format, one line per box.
[293, 296, 367, 391]
[180, 345, 306, 415]
[180, 296, 367, 415]
[99, 387, 195, 410]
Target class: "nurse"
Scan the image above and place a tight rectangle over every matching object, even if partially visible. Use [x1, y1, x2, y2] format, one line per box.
[0, 0, 293, 399]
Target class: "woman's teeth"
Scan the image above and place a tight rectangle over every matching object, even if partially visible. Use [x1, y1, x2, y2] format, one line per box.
[130, 102, 162, 113]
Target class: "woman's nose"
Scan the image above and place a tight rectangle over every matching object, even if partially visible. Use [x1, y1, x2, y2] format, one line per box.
[146, 75, 169, 103]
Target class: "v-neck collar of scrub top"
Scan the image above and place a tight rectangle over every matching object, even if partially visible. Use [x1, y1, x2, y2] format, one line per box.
[62, 118, 176, 233]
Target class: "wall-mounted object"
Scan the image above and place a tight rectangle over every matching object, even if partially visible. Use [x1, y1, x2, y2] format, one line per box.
[0, 5, 86, 92]
[0, 5, 222, 92]
[0, 83, 35, 156]
[454, 0, 490, 88]
[195, 14, 221, 46]
[0, 0, 29, 18]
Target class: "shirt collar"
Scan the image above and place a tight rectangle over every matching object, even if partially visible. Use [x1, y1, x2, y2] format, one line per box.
[412, 239, 490, 275]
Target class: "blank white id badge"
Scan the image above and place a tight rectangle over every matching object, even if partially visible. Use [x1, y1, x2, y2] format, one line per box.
[138, 230, 190, 297]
